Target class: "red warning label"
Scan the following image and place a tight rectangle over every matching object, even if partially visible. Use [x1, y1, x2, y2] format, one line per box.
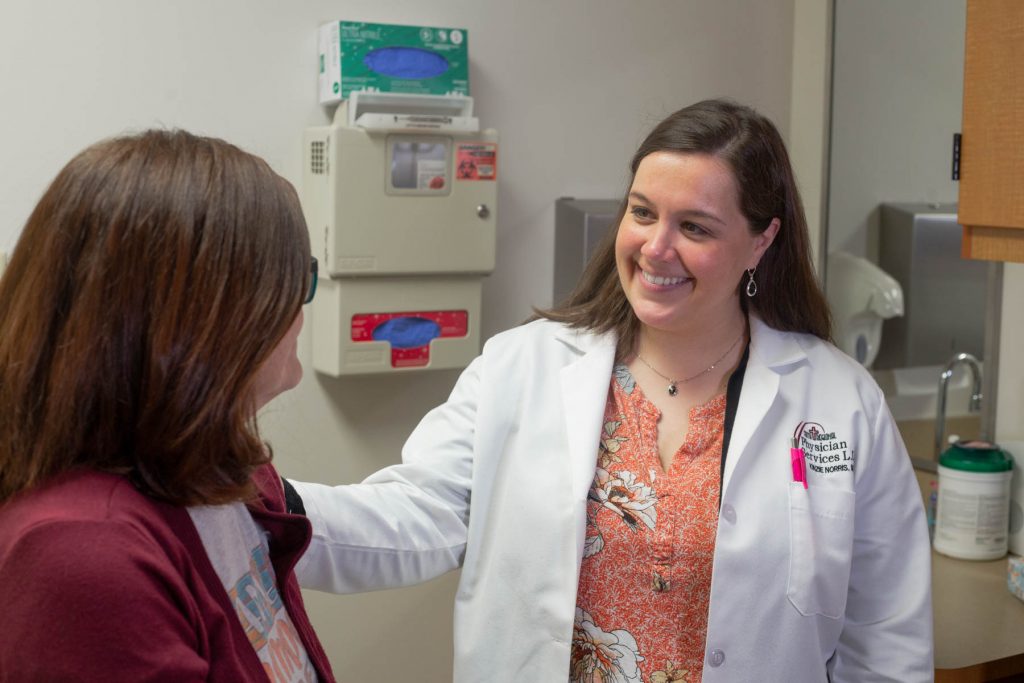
[351, 310, 469, 368]
[455, 143, 497, 181]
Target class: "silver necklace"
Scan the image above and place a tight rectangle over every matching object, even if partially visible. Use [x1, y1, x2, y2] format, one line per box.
[635, 332, 744, 396]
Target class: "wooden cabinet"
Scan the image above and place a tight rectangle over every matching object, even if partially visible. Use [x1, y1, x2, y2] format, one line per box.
[959, 0, 1024, 262]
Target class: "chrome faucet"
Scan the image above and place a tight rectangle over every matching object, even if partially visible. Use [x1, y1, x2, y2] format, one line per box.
[934, 352, 983, 458]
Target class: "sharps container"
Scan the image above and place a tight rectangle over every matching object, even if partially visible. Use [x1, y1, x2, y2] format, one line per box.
[934, 440, 1013, 560]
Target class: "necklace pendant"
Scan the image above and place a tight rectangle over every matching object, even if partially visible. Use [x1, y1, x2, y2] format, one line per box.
[667, 382, 678, 397]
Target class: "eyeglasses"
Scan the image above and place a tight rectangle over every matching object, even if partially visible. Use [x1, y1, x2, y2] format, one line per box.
[305, 257, 318, 304]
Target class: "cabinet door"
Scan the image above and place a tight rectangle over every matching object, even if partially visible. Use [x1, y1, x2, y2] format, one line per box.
[959, 0, 1024, 261]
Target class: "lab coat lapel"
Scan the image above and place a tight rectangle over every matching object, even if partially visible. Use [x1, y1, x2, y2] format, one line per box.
[557, 328, 617, 504]
[721, 317, 807, 498]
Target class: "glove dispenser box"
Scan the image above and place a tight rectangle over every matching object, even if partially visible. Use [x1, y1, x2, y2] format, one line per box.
[303, 93, 498, 375]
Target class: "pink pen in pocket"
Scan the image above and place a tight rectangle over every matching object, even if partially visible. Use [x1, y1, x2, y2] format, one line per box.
[790, 437, 808, 489]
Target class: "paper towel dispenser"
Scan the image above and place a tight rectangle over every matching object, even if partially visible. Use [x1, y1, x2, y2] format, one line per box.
[553, 198, 620, 305]
[874, 203, 993, 369]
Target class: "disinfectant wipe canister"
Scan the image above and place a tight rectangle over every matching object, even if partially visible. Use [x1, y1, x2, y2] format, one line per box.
[934, 440, 1013, 561]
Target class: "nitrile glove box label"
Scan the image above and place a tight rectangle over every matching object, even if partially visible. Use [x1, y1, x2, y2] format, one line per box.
[318, 21, 470, 105]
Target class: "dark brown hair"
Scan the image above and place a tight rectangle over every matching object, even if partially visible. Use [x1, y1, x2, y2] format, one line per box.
[540, 99, 831, 358]
[0, 130, 310, 505]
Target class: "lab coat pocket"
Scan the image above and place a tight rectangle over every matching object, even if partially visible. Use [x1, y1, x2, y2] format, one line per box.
[787, 483, 856, 619]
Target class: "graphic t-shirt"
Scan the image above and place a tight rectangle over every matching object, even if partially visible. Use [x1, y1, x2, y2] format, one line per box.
[189, 502, 318, 683]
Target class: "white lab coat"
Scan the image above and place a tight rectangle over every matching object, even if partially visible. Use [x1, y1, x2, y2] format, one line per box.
[294, 316, 933, 682]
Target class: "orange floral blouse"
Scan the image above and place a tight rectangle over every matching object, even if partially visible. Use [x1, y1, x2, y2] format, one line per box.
[570, 365, 725, 683]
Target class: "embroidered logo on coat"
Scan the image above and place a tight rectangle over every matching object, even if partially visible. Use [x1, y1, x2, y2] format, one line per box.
[796, 422, 855, 475]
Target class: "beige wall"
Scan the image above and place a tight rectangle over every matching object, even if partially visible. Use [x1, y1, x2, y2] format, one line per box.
[788, 0, 833, 274]
[996, 264, 1024, 443]
[0, 1, 798, 680]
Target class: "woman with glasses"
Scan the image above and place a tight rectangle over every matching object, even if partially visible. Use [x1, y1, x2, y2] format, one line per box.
[0, 130, 330, 682]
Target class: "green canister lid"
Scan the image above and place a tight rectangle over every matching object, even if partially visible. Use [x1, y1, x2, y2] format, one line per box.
[939, 440, 1013, 472]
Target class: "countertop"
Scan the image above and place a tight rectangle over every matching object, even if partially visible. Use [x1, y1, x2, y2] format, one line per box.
[933, 551, 1024, 679]
[912, 467, 1024, 679]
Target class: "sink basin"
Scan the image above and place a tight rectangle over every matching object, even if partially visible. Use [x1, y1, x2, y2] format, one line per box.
[874, 363, 982, 422]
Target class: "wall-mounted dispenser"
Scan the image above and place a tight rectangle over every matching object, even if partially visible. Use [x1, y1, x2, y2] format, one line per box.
[875, 203, 992, 369]
[552, 198, 620, 306]
[303, 91, 498, 375]
[826, 250, 904, 368]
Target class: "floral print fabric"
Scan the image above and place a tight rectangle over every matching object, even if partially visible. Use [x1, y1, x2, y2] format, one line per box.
[570, 366, 725, 683]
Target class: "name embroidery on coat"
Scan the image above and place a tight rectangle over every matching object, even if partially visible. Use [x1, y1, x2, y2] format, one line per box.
[796, 422, 856, 475]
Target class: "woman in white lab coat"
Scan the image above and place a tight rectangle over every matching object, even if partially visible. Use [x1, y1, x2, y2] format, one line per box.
[292, 99, 932, 682]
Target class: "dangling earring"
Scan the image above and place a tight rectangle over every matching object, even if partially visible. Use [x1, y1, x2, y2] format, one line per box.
[745, 268, 757, 298]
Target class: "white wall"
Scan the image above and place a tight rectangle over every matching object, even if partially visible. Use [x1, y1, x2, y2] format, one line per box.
[0, 1, 797, 680]
[996, 264, 1024, 444]
[828, 0, 965, 261]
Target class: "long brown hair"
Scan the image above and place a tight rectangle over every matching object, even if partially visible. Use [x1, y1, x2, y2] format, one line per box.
[0, 130, 311, 505]
[540, 99, 831, 358]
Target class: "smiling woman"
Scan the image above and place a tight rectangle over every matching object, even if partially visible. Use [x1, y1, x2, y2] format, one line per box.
[614, 152, 778, 344]
[550, 99, 830, 363]
[290, 99, 933, 682]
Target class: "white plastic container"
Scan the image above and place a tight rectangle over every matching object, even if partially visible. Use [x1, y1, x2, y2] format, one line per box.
[933, 440, 1013, 561]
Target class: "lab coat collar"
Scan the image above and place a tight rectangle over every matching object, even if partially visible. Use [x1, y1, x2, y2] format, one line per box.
[550, 315, 808, 367]
[747, 314, 808, 370]
[551, 318, 811, 503]
[554, 325, 617, 502]
[552, 324, 616, 356]
[721, 315, 809, 497]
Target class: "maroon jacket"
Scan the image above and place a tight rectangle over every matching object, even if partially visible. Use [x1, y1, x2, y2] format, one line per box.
[0, 464, 335, 682]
